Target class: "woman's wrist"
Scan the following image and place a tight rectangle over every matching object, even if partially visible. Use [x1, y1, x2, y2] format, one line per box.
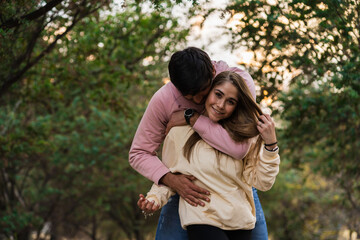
[264, 144, 278, 151]
[264, 140, 278, 151]
[264, 141, 277, 147]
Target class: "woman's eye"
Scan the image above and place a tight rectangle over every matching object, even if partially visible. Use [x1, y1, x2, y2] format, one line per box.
[215, 92, 222, 98]
[228, 100, 236, 105]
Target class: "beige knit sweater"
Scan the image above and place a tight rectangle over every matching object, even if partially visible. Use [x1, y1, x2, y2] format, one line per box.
[146, 126, 280, 230]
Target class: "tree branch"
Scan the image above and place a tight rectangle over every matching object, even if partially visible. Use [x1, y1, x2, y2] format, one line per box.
[0, 1, 109, 97]
[0, 168, 10, 205]
[125, 27, 165, 69]
[0, 99, 22, 136]
[0, 10, 81, 97]
[0, 0, 64, 30]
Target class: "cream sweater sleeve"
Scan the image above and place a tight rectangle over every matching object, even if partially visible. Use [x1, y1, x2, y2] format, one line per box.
[145, 130, 178, 208]
[146, 183, 176, 208]
[243, 146, 280, 192]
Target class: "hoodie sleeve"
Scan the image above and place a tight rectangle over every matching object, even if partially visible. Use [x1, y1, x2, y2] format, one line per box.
[145, 183, 176, 208]
[243, 146, 280, 191]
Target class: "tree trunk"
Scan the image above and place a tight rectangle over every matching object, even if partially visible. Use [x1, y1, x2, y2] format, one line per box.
[17, 226, 30, 240]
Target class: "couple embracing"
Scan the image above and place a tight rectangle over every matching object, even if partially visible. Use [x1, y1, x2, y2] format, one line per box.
[129, 47, 280, 240]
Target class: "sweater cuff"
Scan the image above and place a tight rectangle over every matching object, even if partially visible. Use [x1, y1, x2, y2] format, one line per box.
[192, 115, 209, 134]
[154, 167, 171, 185]
[263, 146, 279, 158]
[146, 196, 160, 206]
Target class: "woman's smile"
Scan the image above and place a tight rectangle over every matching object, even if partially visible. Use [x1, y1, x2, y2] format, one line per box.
[205, 81, 238, 122]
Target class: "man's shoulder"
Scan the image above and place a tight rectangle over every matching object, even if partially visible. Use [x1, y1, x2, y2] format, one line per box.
[152, 82, 177, 102]
[213, 60, 229, 73]
[147, 82, 181, 118]
[213, 60, 248, 75]
[213, 59, 256, 99]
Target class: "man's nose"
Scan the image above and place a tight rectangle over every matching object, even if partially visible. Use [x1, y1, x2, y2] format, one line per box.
[194, 96, 203, 104]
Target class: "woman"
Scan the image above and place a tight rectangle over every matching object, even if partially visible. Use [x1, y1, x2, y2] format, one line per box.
[138, 71, 280, 240]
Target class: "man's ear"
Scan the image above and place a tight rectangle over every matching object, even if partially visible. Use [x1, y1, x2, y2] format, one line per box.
[212, 64, 216, 77]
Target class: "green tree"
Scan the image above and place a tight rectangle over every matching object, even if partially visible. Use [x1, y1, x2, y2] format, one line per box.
[0, 0, 196, 239]
[0, 0, 112, 96]
[0, 0, 199, 97]
[225, 0, 360, 238]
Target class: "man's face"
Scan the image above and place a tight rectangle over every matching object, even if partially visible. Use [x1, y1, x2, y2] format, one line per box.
[184, 84, 212, 105]
[184, 67, 215, 105]
[184, 66, 215, 105]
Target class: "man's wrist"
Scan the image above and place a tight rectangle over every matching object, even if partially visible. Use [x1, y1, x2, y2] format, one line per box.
[184, 108, 194, 125]
[159, 172, 173, 187]
[189, 112, 200, 126]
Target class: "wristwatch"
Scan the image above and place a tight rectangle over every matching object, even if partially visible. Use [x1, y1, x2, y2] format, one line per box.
[184, 108, 194, 125]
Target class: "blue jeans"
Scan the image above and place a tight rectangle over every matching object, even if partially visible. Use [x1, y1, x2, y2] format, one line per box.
[155, 194, 188, 240]
[155, 188, 268, 240]
[251, 188, 268, 240]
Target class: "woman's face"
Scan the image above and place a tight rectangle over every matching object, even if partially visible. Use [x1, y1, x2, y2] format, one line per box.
[205, 81, 238, 122]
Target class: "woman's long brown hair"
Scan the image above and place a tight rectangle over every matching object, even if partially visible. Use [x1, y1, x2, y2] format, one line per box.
[183, 71, 263, 163]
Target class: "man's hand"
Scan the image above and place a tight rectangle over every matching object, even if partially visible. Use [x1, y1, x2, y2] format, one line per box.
[165, 111, 186, 135]
[165, 110, 200, 135]
[160, 172, 210, 207]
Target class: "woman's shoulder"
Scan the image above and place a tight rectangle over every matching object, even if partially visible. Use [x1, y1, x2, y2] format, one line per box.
[167, 126, 194, 139]
[163, 126, 194, 153]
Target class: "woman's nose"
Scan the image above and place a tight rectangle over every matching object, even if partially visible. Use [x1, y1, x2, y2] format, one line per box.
[217, 100, 225, 109]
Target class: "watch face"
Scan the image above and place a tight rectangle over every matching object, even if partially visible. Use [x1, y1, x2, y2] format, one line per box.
[185, 108, 194, 117]
[184, 108, 194, 124]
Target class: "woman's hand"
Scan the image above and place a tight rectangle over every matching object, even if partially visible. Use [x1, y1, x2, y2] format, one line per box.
[257, 114, 277, 149]
[137, 194, 160, 214]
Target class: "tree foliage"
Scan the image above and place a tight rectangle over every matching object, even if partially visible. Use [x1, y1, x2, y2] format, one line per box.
[3, 0, 359, 238]
[225, 0, 360, 238]
[0, 0, 113, 96]
[0, 0, 193, 239]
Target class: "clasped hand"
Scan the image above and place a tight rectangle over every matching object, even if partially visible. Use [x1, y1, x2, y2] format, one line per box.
[137, 194, 159, 216]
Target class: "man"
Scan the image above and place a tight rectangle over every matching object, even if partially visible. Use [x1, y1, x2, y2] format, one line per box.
[129, 47, 268, 239]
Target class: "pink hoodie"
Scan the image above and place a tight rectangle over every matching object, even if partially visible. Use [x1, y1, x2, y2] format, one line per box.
[129, 61, 256, 184]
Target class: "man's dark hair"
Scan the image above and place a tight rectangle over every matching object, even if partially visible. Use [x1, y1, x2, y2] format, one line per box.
[168, 47, 214, 96]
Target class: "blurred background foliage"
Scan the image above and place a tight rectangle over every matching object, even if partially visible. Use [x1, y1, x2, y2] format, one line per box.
[0, 0, 359, 239]
[224, 0, 359, 239]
